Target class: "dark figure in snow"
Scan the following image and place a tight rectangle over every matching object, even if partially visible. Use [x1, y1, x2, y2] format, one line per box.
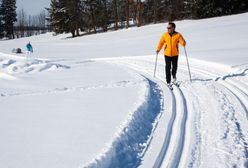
[156, 22, 186, 85]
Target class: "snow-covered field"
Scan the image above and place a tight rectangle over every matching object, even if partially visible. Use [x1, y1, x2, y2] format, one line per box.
[0, 13, 248, 168]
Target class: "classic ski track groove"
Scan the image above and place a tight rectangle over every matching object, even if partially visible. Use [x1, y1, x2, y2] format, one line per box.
[106, 60, 189, 168]
[103, 57, 248, 167]
[145, 58, 248, 166]
[121, 57, 248, 118]
[180, 65, 248, 119]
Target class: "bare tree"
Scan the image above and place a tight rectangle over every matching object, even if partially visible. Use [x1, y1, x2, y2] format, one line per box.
[17, 8, 27, 37]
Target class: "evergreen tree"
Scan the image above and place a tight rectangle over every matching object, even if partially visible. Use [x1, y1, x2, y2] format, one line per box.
[47, 0, 64, 34]
[47, 0, 84, 37]
[0, 0, 17, 39]
[0, 0, 3, 38]
[82, 0, 98, 33]
[66, 0, 84, 37]
[112, 0, 119, 30]
[125, 0, 130, 28]
[82, 0, 110, 33]
[184, 0, 248, 19]
[47, 0, 248, 37]
[0, 11, 3, 38]
[0, 19, 3, 38]
[143, 0, 157, 23]
[96, 0, 110, 31]
[215, 0, 248, 15]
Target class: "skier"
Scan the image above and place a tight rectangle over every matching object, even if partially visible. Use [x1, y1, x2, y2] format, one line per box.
[26, 42, 33, 58]
[156, 22, 186, 87]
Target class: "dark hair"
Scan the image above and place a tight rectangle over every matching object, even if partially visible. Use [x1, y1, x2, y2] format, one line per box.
[168, 22, 176, 28]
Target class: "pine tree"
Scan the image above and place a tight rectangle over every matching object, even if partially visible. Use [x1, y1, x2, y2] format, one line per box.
[0, 0, 3, 38]
[47, 0, 64, 34]
[125, 0, 130, 28]
[143, 0, 156, 23]
[0, 19, 3, 38]
[184, 0, 215, 18]
[183, 0, 195, 18]
[47, 0, 248, 37]
[82, 0, 97, 33]
[112, 0, 119, 30]
[96, 0, 110, 31]
[184, 0, 248, 19]
[0, 11, 3, 38]
[215, 0, 248, 15]
[83, 0, 111, 33]
[0, 0, 17, 39]
[47, 0, 84, 37]
[66, 0, 83, 37]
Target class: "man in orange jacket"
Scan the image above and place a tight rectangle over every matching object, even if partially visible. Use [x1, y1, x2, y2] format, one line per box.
[156, 22, 186, 85]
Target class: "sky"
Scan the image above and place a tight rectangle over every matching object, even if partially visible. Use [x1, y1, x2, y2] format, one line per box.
[16, 0, 50, 15]
[15, 0, 145, 16]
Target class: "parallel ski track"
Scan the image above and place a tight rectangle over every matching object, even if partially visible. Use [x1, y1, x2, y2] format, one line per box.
[107, 59, 189, 168]
[121, 57, 248, 118]
[180, 65, 248, 119]
[178, 64, 248, 165]
[107, 57, 248, 167]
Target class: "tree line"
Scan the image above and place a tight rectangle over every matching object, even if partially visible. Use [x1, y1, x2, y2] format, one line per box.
[15, 9, 48, 38]
[0, 0, 48, 39]
[47, 0, 248, 38]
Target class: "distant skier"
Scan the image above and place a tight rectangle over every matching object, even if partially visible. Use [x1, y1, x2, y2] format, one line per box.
[26, 42, 33, 57]
[156, 22, 186, 86]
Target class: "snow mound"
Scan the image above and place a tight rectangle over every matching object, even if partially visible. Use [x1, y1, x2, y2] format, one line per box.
[0, 54, 70, 75]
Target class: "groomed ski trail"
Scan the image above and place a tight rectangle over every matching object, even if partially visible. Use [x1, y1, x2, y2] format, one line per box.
[96, 58, 190, 168]
[92, 55, 248, 168]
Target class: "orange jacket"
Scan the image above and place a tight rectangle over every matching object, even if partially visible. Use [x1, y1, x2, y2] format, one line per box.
[157, 32, 186, 57]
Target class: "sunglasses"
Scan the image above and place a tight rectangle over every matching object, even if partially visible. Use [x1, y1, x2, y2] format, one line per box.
[167, 27, 173, 29]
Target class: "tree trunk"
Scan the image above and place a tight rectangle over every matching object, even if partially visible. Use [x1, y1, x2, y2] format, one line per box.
[113, 0, 118, 30]
[136, 0, 142, 27]
[153, 0, 158, 23]
[89, 2, 97, 33]
[125, 0, 129, 29]
[76, 28, 80, 36]
[103, 0, 108, 32]
[71, 30, 75, 38]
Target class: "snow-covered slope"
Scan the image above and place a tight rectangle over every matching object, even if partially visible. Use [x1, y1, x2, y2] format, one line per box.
[0, 12, 248, 65]
[0, 13, 248, 168]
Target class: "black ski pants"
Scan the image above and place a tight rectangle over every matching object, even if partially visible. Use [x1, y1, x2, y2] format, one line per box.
[164, 55, 178, 84]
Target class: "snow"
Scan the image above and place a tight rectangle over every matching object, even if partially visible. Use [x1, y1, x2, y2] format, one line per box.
[0, 54, 148, 168]
[0, 12, 248, 168]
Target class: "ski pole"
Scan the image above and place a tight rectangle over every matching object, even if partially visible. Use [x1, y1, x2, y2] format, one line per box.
[154, 53, 158, 78]
[184, 47, 192, 82]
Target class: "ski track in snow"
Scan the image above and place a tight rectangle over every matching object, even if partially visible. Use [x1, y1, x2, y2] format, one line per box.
[84, 58, 187, 167]
[84, 76, 164, 168]
[178, 64, 248, 167]
[108, 59, 189, 168]
[0, 80, 145, 98]
[89, 56, 248, 168]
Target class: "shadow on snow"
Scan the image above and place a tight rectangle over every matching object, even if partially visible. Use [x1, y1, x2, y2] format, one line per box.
[86, 77, 163, 168]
